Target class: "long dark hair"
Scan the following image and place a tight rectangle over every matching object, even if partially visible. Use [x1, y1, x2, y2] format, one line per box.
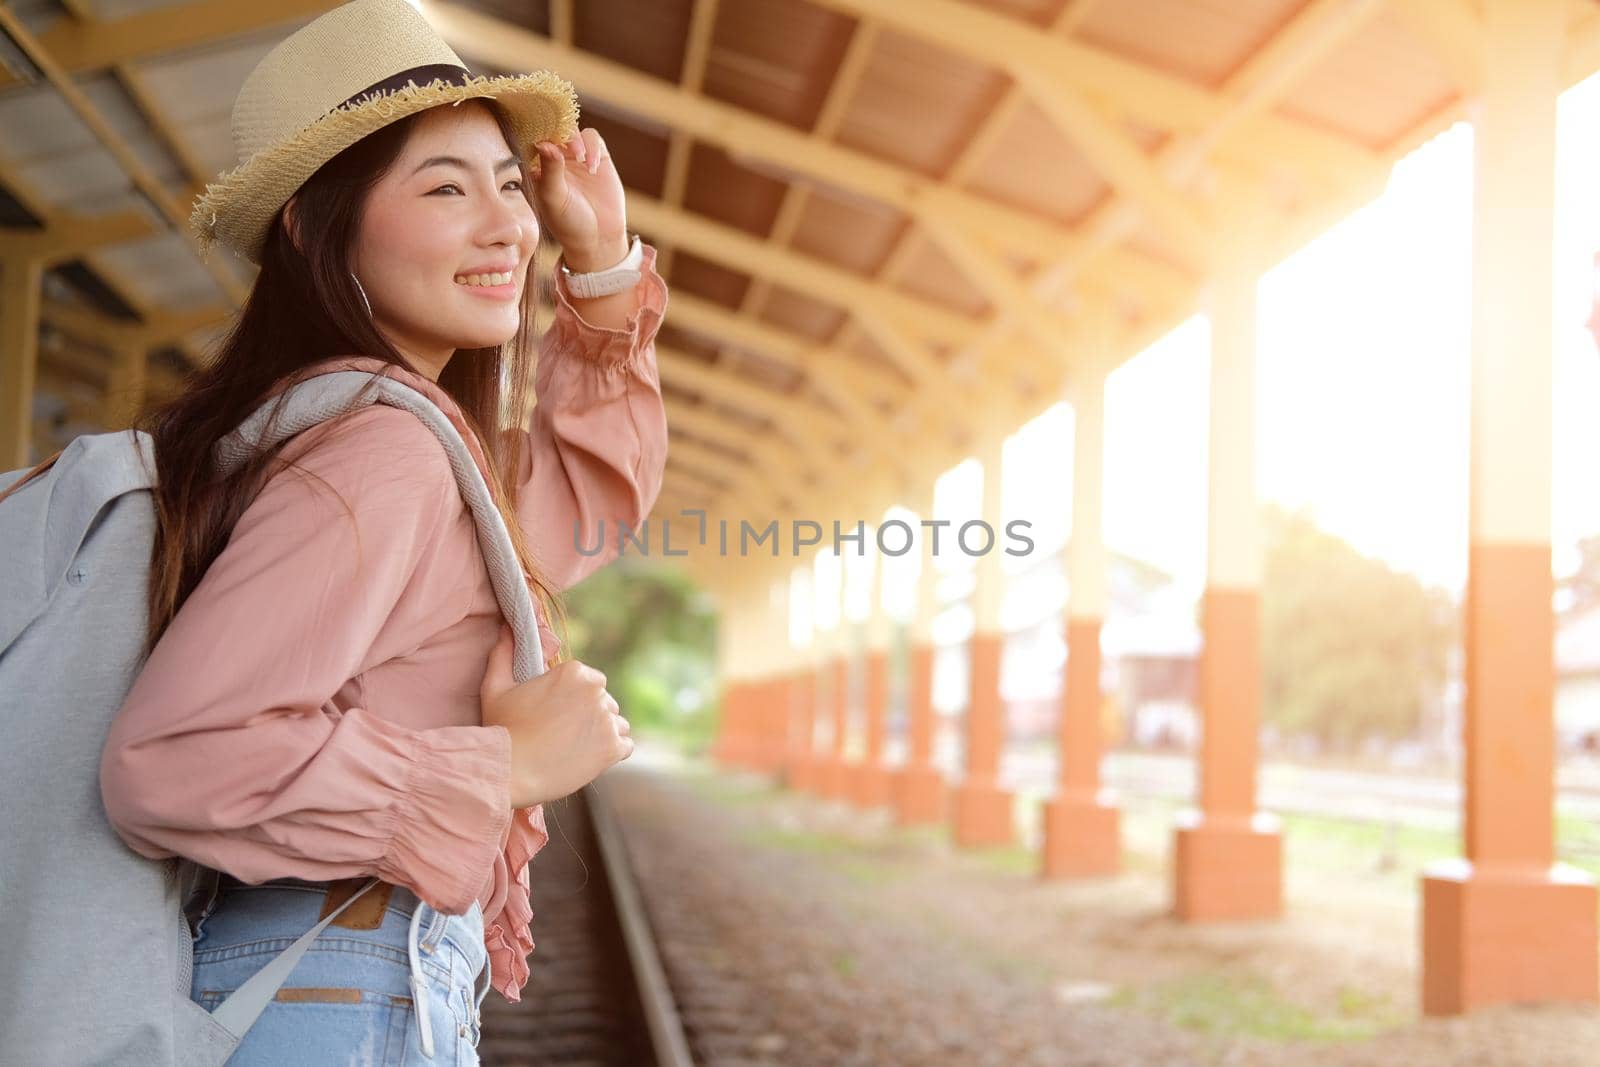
[135, 100, 568, 661]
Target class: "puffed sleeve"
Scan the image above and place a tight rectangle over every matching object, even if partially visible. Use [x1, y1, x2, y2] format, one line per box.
[511, 241, 669, 604]
[99, 405, 512, 916]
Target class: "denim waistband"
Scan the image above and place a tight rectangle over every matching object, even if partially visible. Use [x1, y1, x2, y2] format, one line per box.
[206, 872, 491, 1056]
[215, 873, 427, 921]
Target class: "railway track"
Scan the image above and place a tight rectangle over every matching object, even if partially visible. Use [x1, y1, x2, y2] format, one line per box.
[479, 781, 693, 1067]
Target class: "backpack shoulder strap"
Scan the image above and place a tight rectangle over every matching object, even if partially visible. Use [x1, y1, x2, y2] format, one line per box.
[215, 369, 544, 684]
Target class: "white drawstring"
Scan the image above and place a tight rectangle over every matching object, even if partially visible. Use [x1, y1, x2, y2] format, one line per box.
[407, 904, 435, 1058]
[472, 948, 492, 1046]
[408, 899, 492, 1053]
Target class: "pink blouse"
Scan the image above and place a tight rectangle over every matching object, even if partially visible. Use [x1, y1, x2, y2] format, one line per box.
[99, 245, 669, 1002]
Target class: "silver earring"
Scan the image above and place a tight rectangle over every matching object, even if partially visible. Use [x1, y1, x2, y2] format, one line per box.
[350, 271, 372, 317]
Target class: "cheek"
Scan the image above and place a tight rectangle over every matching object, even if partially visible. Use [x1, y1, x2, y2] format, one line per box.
[514, 198, 539, 248]
[519, 218, 540, 278]
[358, 225, 456, 306]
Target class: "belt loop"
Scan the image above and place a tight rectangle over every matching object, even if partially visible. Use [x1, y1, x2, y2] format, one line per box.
[420, 902, 448, 952]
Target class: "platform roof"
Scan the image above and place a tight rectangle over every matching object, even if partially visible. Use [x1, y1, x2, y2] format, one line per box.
[4, 0, 1598, 560]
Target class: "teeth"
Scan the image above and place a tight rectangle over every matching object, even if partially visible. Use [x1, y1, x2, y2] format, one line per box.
[454, 271, 513, 287]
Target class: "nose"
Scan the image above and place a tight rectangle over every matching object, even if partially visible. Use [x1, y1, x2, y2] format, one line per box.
[477, 186, 529, 251]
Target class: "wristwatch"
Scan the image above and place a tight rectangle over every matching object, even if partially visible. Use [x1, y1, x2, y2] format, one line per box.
[558, 234, 644, 299]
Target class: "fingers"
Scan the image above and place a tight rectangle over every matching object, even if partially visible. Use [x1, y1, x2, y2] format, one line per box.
[529, 140, 560, 184]
[595, 686, 627, 740]
[535, 129, 608, 176]
[551, 658, 606, 687]
[597, 687, 627, 736]
[578, 128, 607, 174]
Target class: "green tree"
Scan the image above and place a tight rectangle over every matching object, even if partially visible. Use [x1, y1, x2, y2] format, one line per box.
[561, 559, 719, 750]
[1260, 505, 1456, 750]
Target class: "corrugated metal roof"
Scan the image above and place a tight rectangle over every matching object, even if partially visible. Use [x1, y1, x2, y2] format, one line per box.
[3, 0, 1597, 540]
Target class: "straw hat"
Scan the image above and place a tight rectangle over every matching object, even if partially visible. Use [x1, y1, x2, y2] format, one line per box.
[191, 0, 579, 264]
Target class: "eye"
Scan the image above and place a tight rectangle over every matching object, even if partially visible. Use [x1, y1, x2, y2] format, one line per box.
[503, 179, 524, 192]
[428, 183, 463, 196]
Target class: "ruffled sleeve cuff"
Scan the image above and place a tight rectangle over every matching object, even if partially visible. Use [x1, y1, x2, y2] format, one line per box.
[484, 803, 551, 1002]
[378, 724, 514, 916]
[549, 241, 669, 370]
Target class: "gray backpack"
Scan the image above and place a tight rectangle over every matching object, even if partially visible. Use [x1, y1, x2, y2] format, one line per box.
[0, 370, 545, 1065]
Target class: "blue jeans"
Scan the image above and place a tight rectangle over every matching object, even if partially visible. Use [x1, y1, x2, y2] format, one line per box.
[189, 877, 491, 1065]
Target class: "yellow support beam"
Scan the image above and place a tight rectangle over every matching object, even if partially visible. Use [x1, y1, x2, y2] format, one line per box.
[653, 0, 722, 280]
[0, 6, 247, 306]
[1393, 0, 1484, 93]
[0, 0, 336, 90]
[667, 289, 903, 405]
[802, 0, 1378, 178]
[662, 398, 815, 485]
[102, 340, 149, 430]
[1, 259, 44, 469]
[420, 1, 1192, 302]
[656, 345, 856, 449]
[1013, 71, 1213, 269]
[627, 193, 985, 350]
[1, 212, 156, 266]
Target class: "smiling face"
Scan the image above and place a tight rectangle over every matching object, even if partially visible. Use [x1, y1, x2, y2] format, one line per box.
[349, 101, 539, 381]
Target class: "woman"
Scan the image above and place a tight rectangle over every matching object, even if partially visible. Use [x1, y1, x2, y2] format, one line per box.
[96, 0, 667, 1062]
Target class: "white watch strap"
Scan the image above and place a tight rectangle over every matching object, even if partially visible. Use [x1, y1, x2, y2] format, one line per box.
[559, 235, 643, 299]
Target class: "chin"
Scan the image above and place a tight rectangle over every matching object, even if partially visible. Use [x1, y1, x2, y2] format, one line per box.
[450, 323, 520, 351]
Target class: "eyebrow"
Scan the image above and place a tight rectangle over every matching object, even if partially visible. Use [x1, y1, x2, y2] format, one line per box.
[410, 155, 520, 176]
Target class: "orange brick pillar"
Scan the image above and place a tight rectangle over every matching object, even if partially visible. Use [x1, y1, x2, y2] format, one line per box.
[799, 648, 831, 795]
[1171, 252, 1282, 921]
[758, 675, 790, 777]
[784, 564, 820, 792]
[954, 435, 1014, 848]
[767, 676, 792, 775]
[851, 534, 894, 809]
[733, 584, 764, 771]
[753, 573, 791, 777]
[1043, 369, 1120, 878]
[783, 664, 817, 792]
[896, 491, 948, 825]
[835, 528, 871, 798]
[755, 676, 776, 775]
[819, 651, 852, 799]
[1421, 0, 1598, 1015]
[710, 585, 748, 769]
[804, 553, 842, 797]
[797, 646, 834, 796]
[710, 682, 739, 767]
[814, 548, 854, 800]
